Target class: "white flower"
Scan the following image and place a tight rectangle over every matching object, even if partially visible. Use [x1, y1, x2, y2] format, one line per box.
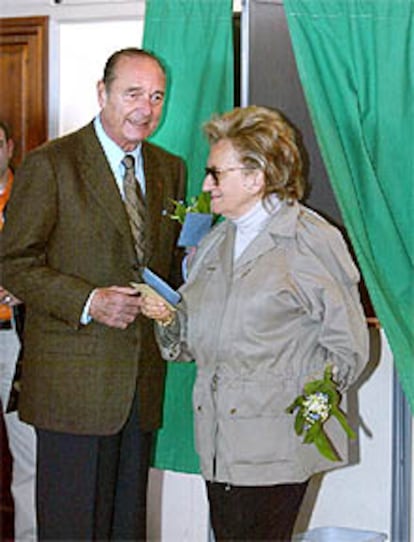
[302, 392, 331, 428]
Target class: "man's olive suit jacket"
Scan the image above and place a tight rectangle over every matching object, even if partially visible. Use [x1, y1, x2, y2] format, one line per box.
[1, 122, 185, 435]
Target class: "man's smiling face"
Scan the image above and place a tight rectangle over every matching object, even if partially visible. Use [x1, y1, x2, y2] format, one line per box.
[98, 55, 166, 152]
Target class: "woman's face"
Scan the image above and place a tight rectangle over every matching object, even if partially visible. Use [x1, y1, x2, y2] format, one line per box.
[202, 139, 264, 219]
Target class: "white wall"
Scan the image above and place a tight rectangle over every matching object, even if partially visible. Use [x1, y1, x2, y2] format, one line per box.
[1, 2, 411, 541]
[1, 0, 145, 21]
[58, 19, 144, 135]
[301, 329, 393, 537]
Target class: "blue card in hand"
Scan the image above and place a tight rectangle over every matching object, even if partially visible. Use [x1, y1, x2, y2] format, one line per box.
[141, 267, 181, 307]
[177, 213, 213, 247]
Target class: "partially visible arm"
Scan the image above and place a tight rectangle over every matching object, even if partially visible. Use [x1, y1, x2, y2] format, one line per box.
[2, 148, 142, 329]
[88, 286, 142, 329]
[2, 150, 92, 327]
[317, 275, 369, 390]
[0, 286, 20, 306]
[141, 294, 193, 361]
[295, 228, 369, 390]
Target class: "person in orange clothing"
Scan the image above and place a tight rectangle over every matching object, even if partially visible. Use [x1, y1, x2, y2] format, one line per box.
[0, 119, 37, 541]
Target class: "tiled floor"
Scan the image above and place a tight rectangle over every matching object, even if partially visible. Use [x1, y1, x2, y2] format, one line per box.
[1, 411, 14, 541]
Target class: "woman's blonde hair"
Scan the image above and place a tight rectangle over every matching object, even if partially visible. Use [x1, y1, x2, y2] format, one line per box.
[203, 105, 305, 202]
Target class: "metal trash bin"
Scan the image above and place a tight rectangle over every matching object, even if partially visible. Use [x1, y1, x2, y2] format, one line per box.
[293, 526, 388, 541]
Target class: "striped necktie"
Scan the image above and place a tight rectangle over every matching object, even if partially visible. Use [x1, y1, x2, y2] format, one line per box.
[122, 154, 146, 263]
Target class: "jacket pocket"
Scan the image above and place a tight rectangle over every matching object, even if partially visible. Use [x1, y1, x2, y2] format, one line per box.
[31, 319, 98, 357]
[218, 376, 295, 464]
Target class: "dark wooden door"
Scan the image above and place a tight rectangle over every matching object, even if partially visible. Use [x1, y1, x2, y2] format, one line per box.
[0, 16, 49, 167]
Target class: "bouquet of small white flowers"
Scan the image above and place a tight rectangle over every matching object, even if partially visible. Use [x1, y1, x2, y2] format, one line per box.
[286, 365, 356, 461]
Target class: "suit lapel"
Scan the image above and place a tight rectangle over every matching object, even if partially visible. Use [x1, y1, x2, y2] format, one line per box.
[234, 230, 277, 273]
[142, 143, 164, 264]
[217, 221, 235, 282]
[74, 130, 182, 268]
[76, 124, 136, 256]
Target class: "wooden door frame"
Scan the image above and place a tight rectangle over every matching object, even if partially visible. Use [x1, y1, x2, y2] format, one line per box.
[0, 16, 48, 167]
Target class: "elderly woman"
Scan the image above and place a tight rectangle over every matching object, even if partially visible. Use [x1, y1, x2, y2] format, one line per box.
[142, 106, 368, 541]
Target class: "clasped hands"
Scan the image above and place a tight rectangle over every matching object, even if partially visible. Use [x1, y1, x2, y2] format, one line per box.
[89, 285, 173, 329]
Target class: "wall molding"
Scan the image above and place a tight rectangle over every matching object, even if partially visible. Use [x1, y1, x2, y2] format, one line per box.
[1, 0, 145, 21]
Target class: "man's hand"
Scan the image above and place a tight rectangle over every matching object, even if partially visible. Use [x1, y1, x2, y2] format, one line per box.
[89, 286, 142, 329]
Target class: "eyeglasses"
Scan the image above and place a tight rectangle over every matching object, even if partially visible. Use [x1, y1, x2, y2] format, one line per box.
[204, 166, 257, 186]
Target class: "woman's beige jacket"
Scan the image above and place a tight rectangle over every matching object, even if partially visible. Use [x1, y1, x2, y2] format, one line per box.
[157, 201, 369, 486]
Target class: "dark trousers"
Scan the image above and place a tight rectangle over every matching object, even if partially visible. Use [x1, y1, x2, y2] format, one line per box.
[36, 395, 152, 541]
[207, 480, 308, 541]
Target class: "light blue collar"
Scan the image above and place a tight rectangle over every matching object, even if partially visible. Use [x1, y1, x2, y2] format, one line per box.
[93, 115, 145, 197]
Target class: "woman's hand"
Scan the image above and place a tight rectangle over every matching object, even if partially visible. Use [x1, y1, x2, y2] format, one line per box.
[141, 294, 175, 326]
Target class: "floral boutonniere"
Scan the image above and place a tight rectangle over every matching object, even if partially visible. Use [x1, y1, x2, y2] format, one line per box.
[168, 192, 217, 247]
[169, 192, 213, 224]
[286, 365, 356, 462]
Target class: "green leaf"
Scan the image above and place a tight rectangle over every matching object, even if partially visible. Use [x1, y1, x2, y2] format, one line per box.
[324, 387, 340, 406]
[285, 363, 356, 462]
[294, 412, 305, 436]
[323, 364, 334, 380]
[195, 192, 212, 214]
[168, 192, 213, 224]
[303, 423, 320, 444]
[169, 199, 188, 224]
[286, 396, 304, 413]
[331, 405, 356, 440]
[313, 429, 341, 462]
[303, 379, 324, 395]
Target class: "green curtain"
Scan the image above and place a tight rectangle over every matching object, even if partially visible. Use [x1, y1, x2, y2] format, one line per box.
[143, 0, 234, 472]
[283, 0, 414, 411]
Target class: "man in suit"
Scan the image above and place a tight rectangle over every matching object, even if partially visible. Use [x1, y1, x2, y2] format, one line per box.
[1, 48, 185, 540]
[0, 119, 37, 541]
